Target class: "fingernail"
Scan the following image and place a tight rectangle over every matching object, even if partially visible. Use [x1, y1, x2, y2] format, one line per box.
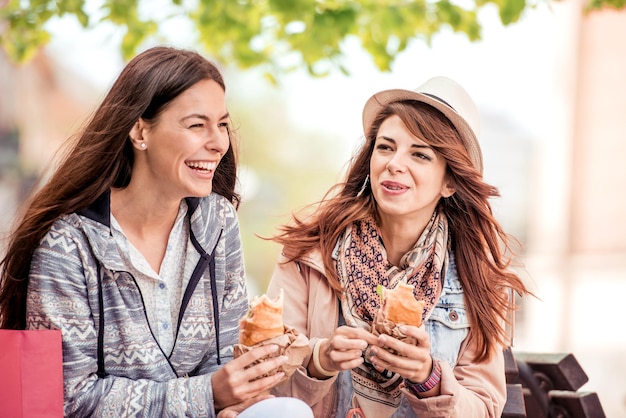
[398, 326, 406, 333]
[269, 345, 279, 352]
[279, 355, 289, 363]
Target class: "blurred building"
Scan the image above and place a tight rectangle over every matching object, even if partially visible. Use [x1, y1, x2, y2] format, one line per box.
[0, 50, 99, 239]
[518, 3, 626, 416]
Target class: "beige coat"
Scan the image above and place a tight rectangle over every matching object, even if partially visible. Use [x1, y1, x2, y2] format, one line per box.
[267, 249, 506, 418]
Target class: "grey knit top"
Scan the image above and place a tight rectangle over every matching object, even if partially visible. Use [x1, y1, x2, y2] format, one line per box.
[26, 191, 248, 417]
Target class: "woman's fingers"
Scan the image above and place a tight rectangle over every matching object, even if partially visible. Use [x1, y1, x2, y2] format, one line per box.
[238, 369, 285, 398]
[241, 344, 282, 363]
[318, 338, 361, 372]
[327, 344, 365, 369]
[317, 327, 376, 373]
[333, 326, 375, 349]
[238, 346, 288, 393]
[212, 344, 287, 409]
[373, 353, 432, 383]
[397, 325, 428, 341]
[246, 352, 288, 376]
[377, 326, 430, 354]
[369, 331, 433, 382]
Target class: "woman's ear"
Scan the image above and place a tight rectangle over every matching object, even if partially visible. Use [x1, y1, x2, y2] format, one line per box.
[441, 180, 456, 198]
[129, 119, 147, 150]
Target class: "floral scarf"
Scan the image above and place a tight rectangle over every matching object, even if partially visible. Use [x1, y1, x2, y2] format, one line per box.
[336, 210, 449, 417]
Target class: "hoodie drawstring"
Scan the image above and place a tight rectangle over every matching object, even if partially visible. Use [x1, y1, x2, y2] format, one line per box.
[186, 227, 223, 364]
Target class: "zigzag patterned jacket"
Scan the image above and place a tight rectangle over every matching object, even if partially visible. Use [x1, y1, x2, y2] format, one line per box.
[25, 191, 249, 417]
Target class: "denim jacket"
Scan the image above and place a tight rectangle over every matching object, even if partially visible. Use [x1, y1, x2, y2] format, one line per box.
[426, 252, 469, 367]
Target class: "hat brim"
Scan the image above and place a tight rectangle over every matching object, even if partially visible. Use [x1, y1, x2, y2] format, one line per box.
[362, 89, 483, 173]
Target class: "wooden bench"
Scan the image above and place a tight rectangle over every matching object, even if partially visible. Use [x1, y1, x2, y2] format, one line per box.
[502, 348, 606, 418]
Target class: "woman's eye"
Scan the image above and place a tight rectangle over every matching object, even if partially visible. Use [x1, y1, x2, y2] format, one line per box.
[218, 122, 229, 128]
[189, 123, 204, 129]
[376, 144, 392, 151]
[414, 152, 433, 161]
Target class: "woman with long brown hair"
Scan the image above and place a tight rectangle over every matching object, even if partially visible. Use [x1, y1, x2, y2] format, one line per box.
[266, 76, 530, 417]
[0, 46, 312, 417]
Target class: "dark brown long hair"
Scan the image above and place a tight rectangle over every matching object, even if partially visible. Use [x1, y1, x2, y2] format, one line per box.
[0, 46, 240, 329]
[272, 101, 530, 361]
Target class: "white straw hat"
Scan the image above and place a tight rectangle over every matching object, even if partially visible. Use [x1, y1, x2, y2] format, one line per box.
[362, 76, 483, 173]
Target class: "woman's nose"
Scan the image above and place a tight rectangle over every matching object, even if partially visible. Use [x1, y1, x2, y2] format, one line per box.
[386, 154, 407, 173]
[205, 129, 229, 156]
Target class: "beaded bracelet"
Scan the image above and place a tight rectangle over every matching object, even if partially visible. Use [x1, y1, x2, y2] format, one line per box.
[405, 358, 441, 395]
[312, 339, 339, 377]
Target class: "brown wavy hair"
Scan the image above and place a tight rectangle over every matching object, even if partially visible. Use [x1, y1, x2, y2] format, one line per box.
[272, 100, 530, 361]
[0, 46, 240, 330]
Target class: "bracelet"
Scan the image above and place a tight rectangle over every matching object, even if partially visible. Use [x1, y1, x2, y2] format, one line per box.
[312, 339, 339, 377]
[405, 358, 441, 395]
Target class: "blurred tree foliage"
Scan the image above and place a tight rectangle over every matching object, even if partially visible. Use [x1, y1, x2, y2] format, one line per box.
[3, 0, 620, 81]
[233, 99, 347, 290]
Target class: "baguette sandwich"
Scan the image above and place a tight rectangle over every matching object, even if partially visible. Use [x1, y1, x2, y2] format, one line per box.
[239, 289, 285, 346]
[379, 282, 426, 327]
[234, 288, 311, 381]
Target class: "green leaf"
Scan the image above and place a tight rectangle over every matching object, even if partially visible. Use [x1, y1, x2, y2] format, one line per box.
[586, 0, 626, 11]
[376, 284, 384, 298]
[499, 0, 526, 25]
[2, 26, 51, 63]
[120, 19, 157, 60]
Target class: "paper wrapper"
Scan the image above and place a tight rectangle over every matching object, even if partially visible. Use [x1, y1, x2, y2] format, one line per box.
[370, 310, 418, 353]
[233, 324, 311, 382]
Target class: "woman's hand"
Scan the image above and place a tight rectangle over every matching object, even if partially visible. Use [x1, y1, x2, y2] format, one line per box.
[368, 325, 433, 383]
[310, 325, 379, 378]
[212, 344, 287, 411]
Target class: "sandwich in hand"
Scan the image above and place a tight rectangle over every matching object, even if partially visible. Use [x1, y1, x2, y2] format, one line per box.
[371, 283, 426, 347]
[364, 283, 427, 374]
[234, 289, 310, 381]
[239, 289, 285, 346]
[379, 282, 426, 327]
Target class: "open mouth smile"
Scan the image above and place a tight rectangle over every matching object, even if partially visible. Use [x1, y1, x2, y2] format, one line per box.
[186, 161, 217, 173]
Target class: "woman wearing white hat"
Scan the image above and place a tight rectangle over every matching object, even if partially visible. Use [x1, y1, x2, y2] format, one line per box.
[265, 77, 530, 417]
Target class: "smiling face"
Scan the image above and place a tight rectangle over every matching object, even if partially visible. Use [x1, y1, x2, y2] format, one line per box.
[130, 79, 230, 201]
[369, 114, 454, 227]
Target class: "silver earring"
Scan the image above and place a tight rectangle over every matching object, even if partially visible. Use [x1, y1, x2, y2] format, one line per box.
[357, 175, 369, 197]
[140, 143, 146, 149]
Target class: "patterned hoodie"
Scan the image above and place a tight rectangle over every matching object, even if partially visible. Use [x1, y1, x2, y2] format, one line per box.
[26, 191, 248, 417]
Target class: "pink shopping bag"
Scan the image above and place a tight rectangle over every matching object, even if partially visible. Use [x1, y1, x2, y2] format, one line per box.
[0, 329, 64, 418]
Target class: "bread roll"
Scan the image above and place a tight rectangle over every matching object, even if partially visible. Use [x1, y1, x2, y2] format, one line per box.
[239, 289, 285, 346]
[381, 283, 425, 327]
